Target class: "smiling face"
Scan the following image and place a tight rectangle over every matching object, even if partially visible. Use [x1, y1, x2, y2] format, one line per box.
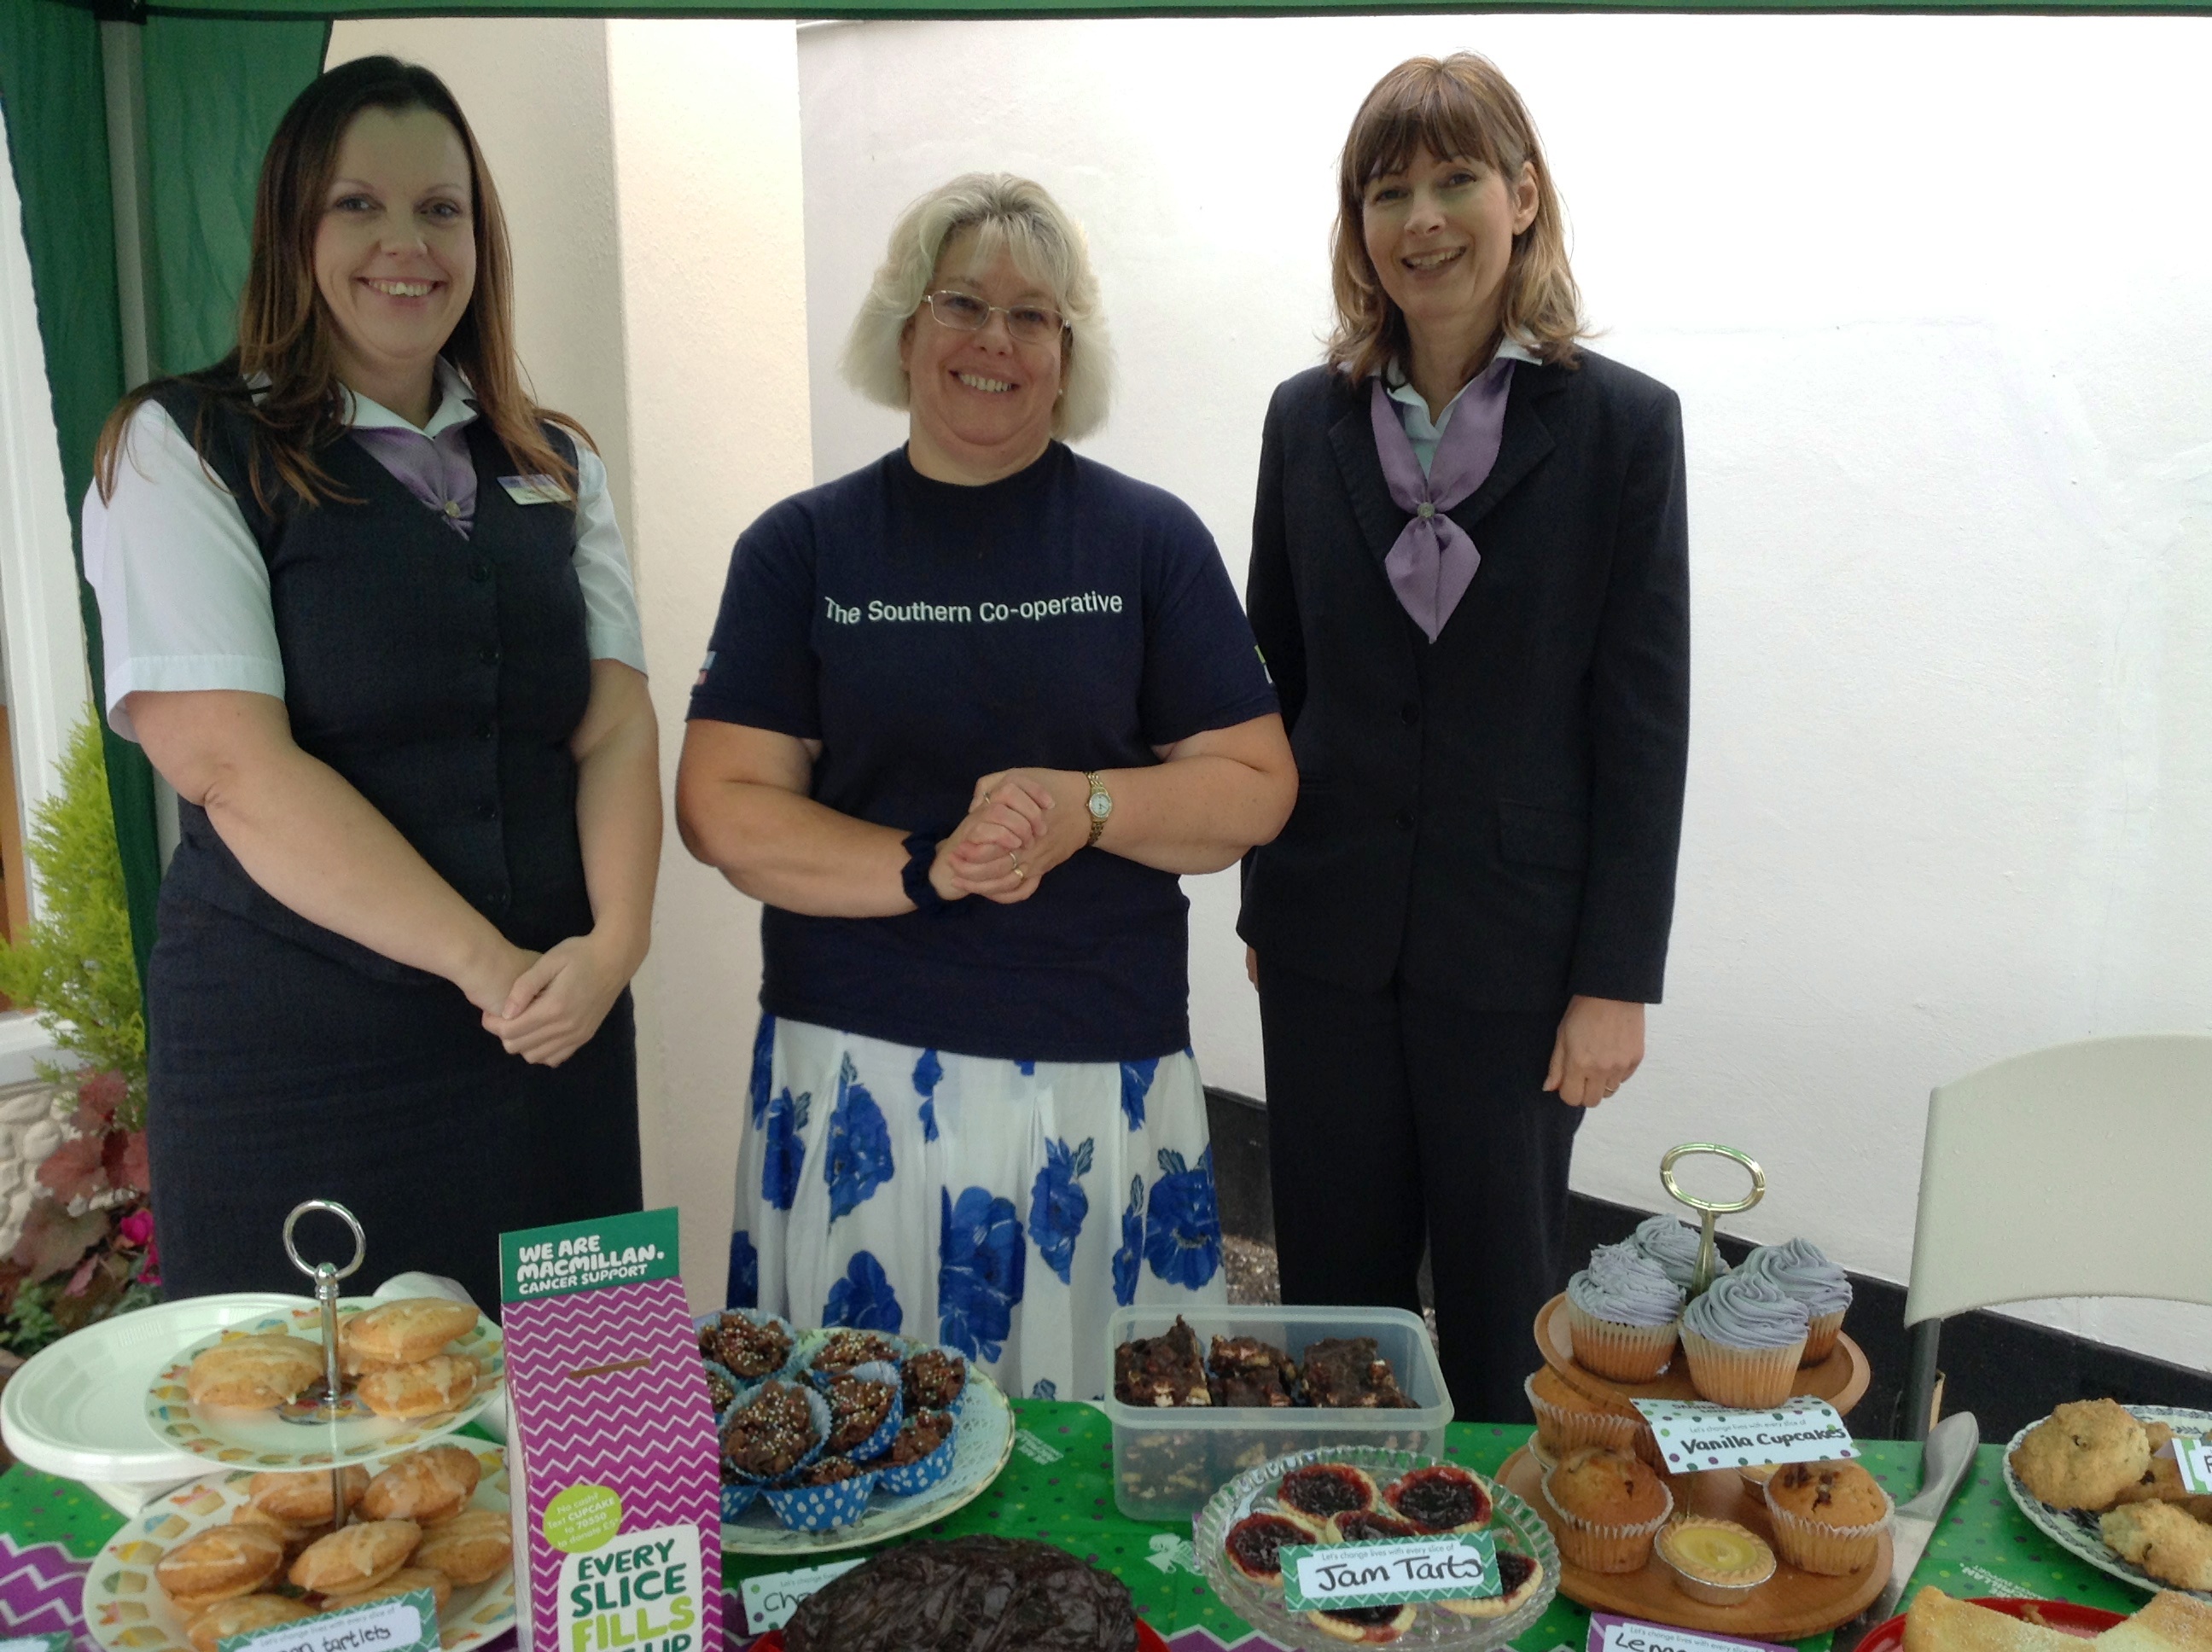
[312, 104, 476, 421]
[899, 224, 1065, 485]
[1361, 144, 1538, 359]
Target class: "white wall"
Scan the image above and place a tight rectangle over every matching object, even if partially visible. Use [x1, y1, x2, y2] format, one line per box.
[796, 15, 2212, 1366]
[326, 19, 811, 1307]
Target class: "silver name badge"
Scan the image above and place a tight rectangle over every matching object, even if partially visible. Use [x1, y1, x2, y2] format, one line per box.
[498, 474, 568, 505]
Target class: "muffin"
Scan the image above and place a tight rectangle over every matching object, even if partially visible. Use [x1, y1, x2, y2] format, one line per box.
[1679, 1272, 1808, 1408]
[1563, 1243, 1684, 1382]
[1740, 1239, 1853, 1363]
[1526, 1368, 1653, 1461]
[1656, 1517, 1775, 1604]
[1543, 1446, 1674, 1573]
[1764, 1460, 1891, 1575]
[1632, 1216, 1731, 1294]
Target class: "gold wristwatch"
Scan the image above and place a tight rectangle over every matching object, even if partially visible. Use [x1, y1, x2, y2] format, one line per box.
[1083, 771, 1114, 846]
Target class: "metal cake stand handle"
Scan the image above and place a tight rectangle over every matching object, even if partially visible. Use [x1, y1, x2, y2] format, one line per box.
[1658, 1143, 1766, 1298]
[283, 1199, 366, 1528]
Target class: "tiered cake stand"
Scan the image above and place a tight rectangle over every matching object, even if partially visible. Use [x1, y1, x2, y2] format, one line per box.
[1498, 1294, 1884, 1638]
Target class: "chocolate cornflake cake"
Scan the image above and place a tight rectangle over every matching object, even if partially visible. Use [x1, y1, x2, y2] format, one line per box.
[811, 1329, 903, 1376]
[1207, 1335, 1298, 1408]
[702, 1365, 737, 1414]
[1301, 1337, 1416, 1409]
[701, 1312, 792, 1381]
[783, 1535, 1138, 1652]
[903, 1348, 967, 1412]
[877, 1409, 955, 1467]
[1113, 1317, 1211, 1407]
[800, 1457, 864, 1486]
[722, 1380, 818, 1479]
[824, 1374, 896, 1454]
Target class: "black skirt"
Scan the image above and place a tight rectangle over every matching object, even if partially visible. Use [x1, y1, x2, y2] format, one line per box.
[145, 890, 642, 1312]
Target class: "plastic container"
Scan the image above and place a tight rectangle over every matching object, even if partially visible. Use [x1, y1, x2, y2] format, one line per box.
[1103, 1305, 1452, 1520]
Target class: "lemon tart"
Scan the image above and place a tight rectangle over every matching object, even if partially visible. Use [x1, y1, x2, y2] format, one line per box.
[1656, 1517, 1776, 1604]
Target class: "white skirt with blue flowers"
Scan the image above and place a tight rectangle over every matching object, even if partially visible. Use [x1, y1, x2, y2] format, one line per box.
[727, 1014, 1228, 1403]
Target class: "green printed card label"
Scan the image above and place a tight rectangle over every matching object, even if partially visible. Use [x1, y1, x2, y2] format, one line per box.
[2174, 1439, 2212, 1495]
[219, 1589, 439, 1652]
[557, 1522, 701, 1652]
[502, 1208, 681, 1302]
[1630, 1397, 1854, 1472]
[1279, 1532, 1498, 1611]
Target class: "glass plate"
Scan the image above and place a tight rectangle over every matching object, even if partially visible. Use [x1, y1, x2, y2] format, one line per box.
[2002, 1405, 2212, 1601]
[1196, 1444, 1559, 1651]
[145, 1300, 504, 1469]
[81, 1443, 516, 1652]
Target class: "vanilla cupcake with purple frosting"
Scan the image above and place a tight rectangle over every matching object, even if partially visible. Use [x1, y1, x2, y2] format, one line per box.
[1679, 1271, 1808, 1408]
[1742, 1239, 1853, 1364]
[1565, 1242, 1684, 1382]
[1632, 1216, 1732, 1294]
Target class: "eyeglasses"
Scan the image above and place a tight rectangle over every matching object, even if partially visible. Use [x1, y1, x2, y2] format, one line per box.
[922, 289, 1066, 345]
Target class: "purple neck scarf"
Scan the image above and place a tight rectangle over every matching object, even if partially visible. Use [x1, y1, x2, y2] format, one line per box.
[1370, 355, 1516, 642]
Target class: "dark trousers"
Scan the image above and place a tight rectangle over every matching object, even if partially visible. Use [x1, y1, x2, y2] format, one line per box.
[1257, 959, 1581, 1423]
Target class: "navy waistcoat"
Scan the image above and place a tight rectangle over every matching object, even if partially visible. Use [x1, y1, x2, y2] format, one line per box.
[148, 381, 595, 981]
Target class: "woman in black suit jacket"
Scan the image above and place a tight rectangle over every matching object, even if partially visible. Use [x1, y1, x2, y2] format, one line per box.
[1240, 53, 1689, 1421]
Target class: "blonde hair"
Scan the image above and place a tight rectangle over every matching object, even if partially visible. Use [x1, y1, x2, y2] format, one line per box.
[1327, 54, 1586, 385]
[841, 173, 1113, 442]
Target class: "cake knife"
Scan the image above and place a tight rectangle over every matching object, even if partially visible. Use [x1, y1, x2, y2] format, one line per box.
[1829, 1411, 1981, 1652]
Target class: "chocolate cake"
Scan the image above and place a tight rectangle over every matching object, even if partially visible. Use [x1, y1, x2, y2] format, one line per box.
[783, 1535, 1138, 1652]
[700, 1312, 791, 1381]
[1113, 1317, 1210, 1407]
[1301, 1337, 1416, 1409]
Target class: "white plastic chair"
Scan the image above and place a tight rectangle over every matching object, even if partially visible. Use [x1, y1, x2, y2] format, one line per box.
[1902, 1032, 2212, 1440]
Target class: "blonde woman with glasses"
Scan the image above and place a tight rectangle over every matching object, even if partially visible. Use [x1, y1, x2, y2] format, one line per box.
[678, 174, 1295, 1400]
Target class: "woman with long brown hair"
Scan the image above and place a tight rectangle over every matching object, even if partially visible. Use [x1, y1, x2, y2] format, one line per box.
[1238, 53, 1691, 1420]
[83, 55, 659, 1307]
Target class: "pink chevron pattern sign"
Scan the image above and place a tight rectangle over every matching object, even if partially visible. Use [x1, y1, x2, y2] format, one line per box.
[0, 1531, 90, 1644]
[504, 1257, 721, 1652]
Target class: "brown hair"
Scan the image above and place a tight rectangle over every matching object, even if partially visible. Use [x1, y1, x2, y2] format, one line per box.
[1327, 53, 1586, 386]
[95, 55, 585, 511]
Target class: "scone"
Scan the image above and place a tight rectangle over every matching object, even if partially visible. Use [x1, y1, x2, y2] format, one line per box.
[249, 1466, 368, 1524]
[1906, 1586, 2086, 1652]
[187, 1335, 325, 1410]
[186, 1594, 317, 1652]
[288, 1520, 422, 1596]
[357, 1355, 479, 1420]
[157, 1525, 287, 1607]
[2012, 1400, 2151, 1510]
[322, 1565, 454, 1613]
[2102, 1503, 2212, 1590]
[412, 1509, 512, 1585]
[362, 1445, 481, 1523]
[340, 1299, 479, 1373]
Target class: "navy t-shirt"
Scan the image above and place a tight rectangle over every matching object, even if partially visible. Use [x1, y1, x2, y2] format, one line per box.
[689, 443, 1278, 1063]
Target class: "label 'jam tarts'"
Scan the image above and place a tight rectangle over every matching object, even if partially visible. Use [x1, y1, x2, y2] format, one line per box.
[1278, 1463, 1380, 1521]
[1383, 1464, 1492, 1533]
[1224, 1509, 1324, 1583]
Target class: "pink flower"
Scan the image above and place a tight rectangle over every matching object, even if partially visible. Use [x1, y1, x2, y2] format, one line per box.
[117, 1209, 154, 1248]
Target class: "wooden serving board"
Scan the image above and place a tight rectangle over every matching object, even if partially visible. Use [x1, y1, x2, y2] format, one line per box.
[1499, 1445, 1891, 1638]
[1535, 1294, 1872, 1417]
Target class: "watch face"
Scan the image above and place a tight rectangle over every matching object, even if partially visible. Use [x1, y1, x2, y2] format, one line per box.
[1088, 792, 1113, 819]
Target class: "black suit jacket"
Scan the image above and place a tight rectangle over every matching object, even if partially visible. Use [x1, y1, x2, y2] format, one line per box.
[1237, 349, 1690, 1010]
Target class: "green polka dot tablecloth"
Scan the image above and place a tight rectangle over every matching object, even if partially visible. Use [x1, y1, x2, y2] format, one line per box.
[0, 1405, 2151, 1651]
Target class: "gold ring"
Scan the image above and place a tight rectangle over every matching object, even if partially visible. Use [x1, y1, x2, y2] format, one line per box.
[1012, 864, 1026, 881]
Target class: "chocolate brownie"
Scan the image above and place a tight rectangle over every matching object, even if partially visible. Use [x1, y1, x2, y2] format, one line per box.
[784, 1535, 1138, 1652]
[722, 1381, 818, 1478]
[701, 1312, 792, 1381]
[1113, 1317, 1211, 1407]
[824, 1375, 896, 1454]
[1208, 1335, 1297, 1408]
[1301, 1337, 1416, 1409]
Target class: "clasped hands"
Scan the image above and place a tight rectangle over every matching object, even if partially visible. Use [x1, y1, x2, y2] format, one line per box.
[928, 768, 1087, 906]
[460, 931, 637, 1068]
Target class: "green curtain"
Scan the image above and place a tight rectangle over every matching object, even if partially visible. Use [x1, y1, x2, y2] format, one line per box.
[0, 0, 323, 998]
